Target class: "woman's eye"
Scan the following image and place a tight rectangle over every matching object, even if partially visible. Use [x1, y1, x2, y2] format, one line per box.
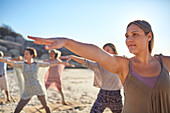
[133, 33, 138, 36]
[125, 35, 129, 38]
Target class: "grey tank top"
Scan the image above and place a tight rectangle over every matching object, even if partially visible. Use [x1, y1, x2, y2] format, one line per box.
[123, 56, 170, 113]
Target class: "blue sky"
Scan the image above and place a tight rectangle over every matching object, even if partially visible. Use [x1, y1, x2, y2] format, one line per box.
[0, 0, 170, 57]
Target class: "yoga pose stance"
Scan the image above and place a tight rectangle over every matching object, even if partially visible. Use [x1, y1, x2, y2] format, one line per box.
[28, 20, 170, 113]
[44, 49, 73, 105]
[0, 47, 69, 113]
[61, 43, 123, 113]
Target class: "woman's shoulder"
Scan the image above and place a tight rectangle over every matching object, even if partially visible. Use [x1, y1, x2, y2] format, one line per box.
[117, 55, 130, 65]
[158, 54, 170, 72]
[14, 61, 24, 64]
[153, 54, 169, 63]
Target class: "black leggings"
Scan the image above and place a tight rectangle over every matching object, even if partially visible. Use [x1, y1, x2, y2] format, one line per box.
[90, 89, 122, 113]
[14, 95, 51, 113]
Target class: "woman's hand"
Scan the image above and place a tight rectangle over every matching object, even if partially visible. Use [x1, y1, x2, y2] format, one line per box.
[60, 55, 73, 62]
[28, 36, 66, 50]
[63, 62, 75, 67]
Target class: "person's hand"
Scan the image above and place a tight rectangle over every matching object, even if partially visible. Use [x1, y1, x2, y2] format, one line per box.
[28, 36, 66, 50]
[63, 62, 75, 67]
[28, 36, 54, 45]
[60, 55, 72, 62]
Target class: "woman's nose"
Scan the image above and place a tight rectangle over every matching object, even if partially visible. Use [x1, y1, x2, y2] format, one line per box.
[126, 36, 133, 42]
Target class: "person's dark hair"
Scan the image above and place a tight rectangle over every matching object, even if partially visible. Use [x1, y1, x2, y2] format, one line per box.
[0, 51, 4, 57]
[103, 43, 118, 55]
[49, 49, 61, 59]
[127, 20, 154, 53]
[26, 47, 37, 58]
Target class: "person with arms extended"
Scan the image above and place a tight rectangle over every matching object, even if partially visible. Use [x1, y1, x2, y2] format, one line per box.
[61, 43, 123, 113]
[0, 47, 71, 113]
[44, 49, 74, 105]
[0, 51, 11, 102]
[28, 20, 170, 113]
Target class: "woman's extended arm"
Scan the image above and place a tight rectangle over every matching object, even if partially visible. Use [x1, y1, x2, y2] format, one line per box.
[0, 58, 14, 66]
[60, 55, 85, 64]
[28, 36, 129, 80]
[49, 61, 74, 67]
[161, 55, 170, 72]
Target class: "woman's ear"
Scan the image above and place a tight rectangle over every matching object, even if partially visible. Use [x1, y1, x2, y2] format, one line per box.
[147, 32, 152, 41]
[31, 54, 34, 58]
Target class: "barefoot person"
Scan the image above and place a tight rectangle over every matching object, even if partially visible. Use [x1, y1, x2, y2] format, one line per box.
[0, 47, 70, 113]
[0, 51, 11, 102]
[61, 43, 123, 113]
[28, 20, 170, 113]
[44, 49, 72, 105]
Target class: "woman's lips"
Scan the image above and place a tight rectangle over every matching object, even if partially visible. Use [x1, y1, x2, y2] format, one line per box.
[128, 45, 136, 48]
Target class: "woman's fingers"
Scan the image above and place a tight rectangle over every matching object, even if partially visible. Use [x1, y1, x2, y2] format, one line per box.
[66, 63, 75, 67]
[28, 36, 55, 45]
[28, 36, 38, 40]
[28, 36, 67, 50]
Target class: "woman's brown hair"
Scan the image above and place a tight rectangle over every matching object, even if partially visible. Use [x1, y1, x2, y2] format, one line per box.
[26, 47, 37, 58]
[103, 43, 118, 55]
[49, 49, 61, 59]
[127, 20, 154, 53]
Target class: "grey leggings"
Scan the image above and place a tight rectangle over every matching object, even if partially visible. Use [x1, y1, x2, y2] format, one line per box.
[14, 95, 51, 113]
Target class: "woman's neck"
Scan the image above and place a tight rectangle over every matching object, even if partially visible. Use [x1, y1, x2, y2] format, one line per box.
[134, 51, 153, 64]
[50, 57, 59, 60]
[26, 59, 34, 64]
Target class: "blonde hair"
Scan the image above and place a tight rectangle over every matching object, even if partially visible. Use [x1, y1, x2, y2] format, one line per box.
[0, 51, 4, 57]
[49, 49, 61, 59]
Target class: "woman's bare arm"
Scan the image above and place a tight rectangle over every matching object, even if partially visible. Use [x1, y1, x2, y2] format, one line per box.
[60, 55, 85, 64]
[28, 36, 129, 81]
[161, 55, 170, 72]
[0, 58, 14, 66]
[49, 61, 74, 67]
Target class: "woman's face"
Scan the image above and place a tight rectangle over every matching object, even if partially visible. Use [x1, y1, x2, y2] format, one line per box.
[125, 24, 150, 54]
[103, 45, 114, 54]
[49, 51, 55, 59]
[24, 50, 33, 60]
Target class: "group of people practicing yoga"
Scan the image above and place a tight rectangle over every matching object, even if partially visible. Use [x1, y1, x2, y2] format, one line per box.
[0, 20, 169, 113]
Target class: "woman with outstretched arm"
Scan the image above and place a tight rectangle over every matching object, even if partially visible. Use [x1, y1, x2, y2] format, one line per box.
[61, 43, 123, 113]
[28, 20, 170, 113]
[0, 47, 71, 113]
[44, 49, 74, 105]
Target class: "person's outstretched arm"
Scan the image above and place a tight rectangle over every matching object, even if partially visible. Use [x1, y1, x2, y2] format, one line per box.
[49, 61, 74, 67]
[60, 55, 85, 64]
[161, 56, 170, 72]
[28, 36, 129, 78]
[61, 55, 101, 72]
[0, 58, 14, 66]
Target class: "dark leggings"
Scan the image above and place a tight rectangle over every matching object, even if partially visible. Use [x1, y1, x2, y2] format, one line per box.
[14, 95, 51, 113]
[90, 89, 122, 113]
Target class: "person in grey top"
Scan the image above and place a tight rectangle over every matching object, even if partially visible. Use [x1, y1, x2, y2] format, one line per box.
[0, 51, 10, 102]
[0, 47, 71, 113]
[61, 43, 123, 113]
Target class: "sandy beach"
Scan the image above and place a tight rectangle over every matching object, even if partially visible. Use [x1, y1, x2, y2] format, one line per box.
[0, 69, 124, 113]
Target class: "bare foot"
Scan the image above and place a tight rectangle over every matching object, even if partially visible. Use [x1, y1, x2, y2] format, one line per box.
[6, 99, 12, 103]
[62, 101, 67, 105]
[7, 97, 11, 101]
[39, 106, 45, 109]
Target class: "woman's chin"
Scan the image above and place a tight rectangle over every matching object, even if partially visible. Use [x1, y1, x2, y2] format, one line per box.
[129, 50, 135, 54]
